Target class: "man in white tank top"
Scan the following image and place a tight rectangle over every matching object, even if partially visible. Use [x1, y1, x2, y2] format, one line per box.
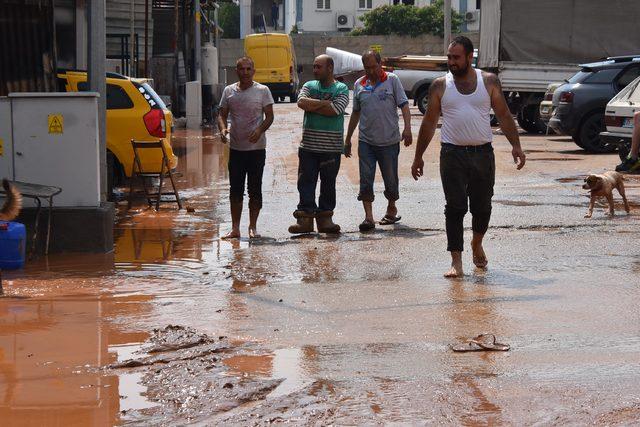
[411, 36, 526, 278]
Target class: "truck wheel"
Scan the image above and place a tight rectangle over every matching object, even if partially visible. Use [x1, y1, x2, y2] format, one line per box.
[416, 88, 429, 115]
[517, 105, 546, 134]
[577, 112, 615, 153]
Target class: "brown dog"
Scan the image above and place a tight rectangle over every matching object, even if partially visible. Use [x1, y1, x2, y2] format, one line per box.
[0, 179, 22, 222]
[582, 171, 630, 218]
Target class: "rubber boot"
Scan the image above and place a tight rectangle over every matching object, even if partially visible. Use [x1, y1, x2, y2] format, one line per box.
[315, 210, 341, 234]
[288, 210, 315, 234]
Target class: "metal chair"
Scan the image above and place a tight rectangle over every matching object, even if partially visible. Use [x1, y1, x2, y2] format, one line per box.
[127, 140, 182, 210]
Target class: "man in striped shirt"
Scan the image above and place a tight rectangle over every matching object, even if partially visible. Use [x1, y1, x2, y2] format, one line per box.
[288, 54, 350, 234]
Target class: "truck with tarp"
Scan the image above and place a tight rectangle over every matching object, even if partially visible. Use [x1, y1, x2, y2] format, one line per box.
[478, 0, 640, 133]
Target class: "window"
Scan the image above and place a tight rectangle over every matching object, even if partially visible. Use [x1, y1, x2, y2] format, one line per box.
[316, 0, 330, 10]
[78, 82, 134, 109]
[359, 0, 373, 8]
[583, 68, 621, 84]
[616, 65, 640, 89]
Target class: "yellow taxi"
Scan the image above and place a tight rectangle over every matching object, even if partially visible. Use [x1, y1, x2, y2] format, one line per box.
[57, 70, 177, 196]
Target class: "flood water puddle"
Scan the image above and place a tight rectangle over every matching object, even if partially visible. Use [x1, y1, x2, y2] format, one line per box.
[223, 347, 311, 399]
[119, 372, 157, 412]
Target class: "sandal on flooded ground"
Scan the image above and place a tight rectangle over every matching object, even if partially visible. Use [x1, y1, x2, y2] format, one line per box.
[359, 219, 376, 232]
[451, 334, 510, 352]
[379, 215, 402, 225]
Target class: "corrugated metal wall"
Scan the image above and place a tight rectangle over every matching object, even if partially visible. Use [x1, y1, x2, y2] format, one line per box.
[0, 0, 57, 96]
[106, 0, 154, 61]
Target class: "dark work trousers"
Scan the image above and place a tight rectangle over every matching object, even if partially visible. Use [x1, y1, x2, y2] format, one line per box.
[228, 148, 266, 211]
[439, 143, 495, 252]
[296, 148, 341, 214]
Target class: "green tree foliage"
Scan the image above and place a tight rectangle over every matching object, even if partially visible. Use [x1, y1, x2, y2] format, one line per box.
[351, 1, 463, 37]
[219, 2, 240, 39]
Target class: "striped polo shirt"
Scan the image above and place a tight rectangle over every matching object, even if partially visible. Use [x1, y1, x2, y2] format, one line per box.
[299, 80, 349, 153]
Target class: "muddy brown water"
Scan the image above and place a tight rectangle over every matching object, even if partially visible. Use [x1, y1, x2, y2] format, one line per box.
[2, 105, 640, 424]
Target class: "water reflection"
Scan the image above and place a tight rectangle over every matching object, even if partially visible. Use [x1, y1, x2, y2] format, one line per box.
[0, 129, 231, 424]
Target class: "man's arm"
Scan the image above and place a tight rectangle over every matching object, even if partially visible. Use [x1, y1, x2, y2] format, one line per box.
[400, 103, 412, 147]
[217, 106, 230, 143]
[344, 110, 361, 158]
[298, 97, 337, 116]
[411, 78, 444, 180]
[248, 104, 274, 143]
[392, 74, 412, 147]
[485, 72, 526, 170]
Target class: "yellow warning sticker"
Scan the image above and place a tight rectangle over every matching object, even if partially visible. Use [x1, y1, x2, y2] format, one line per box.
[48, 114, 64, 134]
[0, 138, 3, 156]
[370, 44, 383, 55]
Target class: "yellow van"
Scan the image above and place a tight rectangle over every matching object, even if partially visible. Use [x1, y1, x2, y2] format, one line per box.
[244, 33, 301, 102]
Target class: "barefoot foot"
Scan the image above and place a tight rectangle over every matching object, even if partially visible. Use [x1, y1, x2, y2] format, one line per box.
[471, 241, 488, 269]
[444, 264, 464, 278]
[445, 251, 464, 278]
[248, 227, 261, 239]
[222, 230, 241, 240]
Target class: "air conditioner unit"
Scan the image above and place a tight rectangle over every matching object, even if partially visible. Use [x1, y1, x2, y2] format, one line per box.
[336, 13, 354, 30]
[465, 10, 480, 22]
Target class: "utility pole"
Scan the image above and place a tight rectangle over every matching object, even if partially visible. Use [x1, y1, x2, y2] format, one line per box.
[194, 0, 201, 81]
[444, 0, 451, 55]
[88, 0, 107, 201]
[130, 0, 136, 76]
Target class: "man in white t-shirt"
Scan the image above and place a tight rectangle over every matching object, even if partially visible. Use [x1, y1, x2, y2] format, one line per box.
[217, 57, 274, 239]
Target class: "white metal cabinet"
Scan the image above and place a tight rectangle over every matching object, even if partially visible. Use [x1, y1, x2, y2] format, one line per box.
[9, 92, 100, 207]
[0, 98, 13, 179]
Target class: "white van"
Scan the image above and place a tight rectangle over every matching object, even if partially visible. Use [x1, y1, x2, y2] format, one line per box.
[600, 75, 640, 156]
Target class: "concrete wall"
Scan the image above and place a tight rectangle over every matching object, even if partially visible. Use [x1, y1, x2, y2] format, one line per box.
[219, 33, 479, 85]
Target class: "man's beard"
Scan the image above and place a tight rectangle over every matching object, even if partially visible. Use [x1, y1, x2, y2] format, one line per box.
[448, 62, 470, 77]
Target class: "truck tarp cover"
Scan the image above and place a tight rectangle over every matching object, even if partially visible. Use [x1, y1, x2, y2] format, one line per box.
[501, 0, 640, 64]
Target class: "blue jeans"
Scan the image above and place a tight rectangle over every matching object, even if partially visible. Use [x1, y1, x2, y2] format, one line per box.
[357, 141, 400, 203]
[296, 148, 341, 213]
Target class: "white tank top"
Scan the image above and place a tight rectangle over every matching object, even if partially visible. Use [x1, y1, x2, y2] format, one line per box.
[440, 68, 493, 146]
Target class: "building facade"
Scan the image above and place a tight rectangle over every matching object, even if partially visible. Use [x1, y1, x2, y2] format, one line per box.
[298, 0, 480, 34]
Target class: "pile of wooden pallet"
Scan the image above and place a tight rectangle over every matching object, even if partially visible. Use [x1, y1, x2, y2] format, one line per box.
[382, 55, 448, 71]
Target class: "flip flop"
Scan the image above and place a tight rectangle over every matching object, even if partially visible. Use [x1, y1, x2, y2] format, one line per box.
[359, 219, 376, 232]
[379, 215, 402, 225]
[451, 334, 510, 352]
[450, 341, 486, 352]
[469, 334, 510, 351]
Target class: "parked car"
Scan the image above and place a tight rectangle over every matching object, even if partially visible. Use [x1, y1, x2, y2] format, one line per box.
[57, 70, 177, 198]
[600, 74, 640, 160]
[548, 55, 640, 153]
[539, 82, 562, 126]
[244, 33, 301, 103]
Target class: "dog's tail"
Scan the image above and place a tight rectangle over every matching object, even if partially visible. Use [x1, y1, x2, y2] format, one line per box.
[0, 179, 22, 222]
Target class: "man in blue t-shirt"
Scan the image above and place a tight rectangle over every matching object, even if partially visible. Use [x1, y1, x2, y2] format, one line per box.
[345, 50, 412, 232]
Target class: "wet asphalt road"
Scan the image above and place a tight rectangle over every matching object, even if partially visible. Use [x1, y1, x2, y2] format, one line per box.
[1, 102, 640, 425]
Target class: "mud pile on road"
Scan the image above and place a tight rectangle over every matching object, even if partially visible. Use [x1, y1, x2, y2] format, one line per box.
[108, 325, 338, 425]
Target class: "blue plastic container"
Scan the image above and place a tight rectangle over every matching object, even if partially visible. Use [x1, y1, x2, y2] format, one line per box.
[0, 221, 26, 270]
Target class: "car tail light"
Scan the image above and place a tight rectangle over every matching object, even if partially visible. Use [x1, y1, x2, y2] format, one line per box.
[559, 91, 574, 103]
[143, 109, 166, 138]
[604, 115, 623, 127]
[544, 92, 553, 101]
